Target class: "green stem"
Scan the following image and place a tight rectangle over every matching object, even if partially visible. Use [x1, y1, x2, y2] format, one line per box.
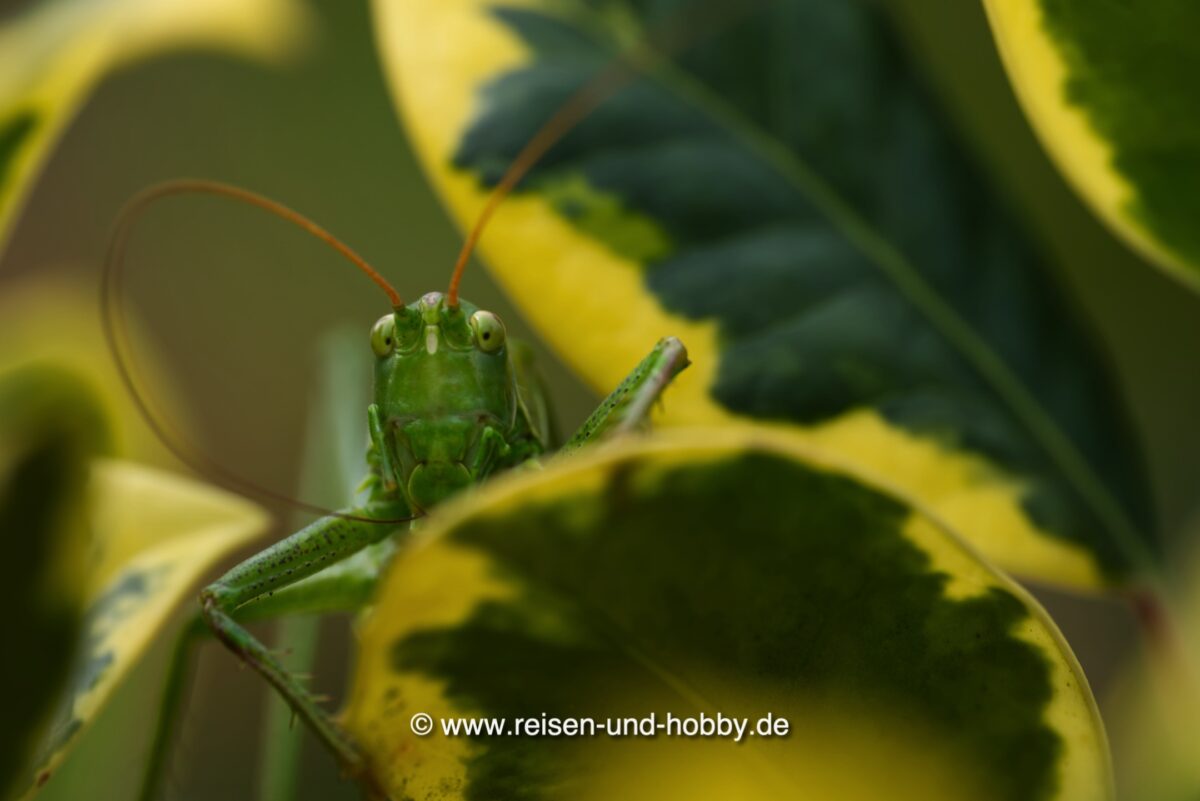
[138, 615, 206, 801]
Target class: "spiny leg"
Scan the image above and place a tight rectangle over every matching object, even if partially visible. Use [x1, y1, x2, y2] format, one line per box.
[138, 539, 399, 801]
[199, 499, 408, 788]
[562, 336, 689, 452]
[231, 537, 398, 624]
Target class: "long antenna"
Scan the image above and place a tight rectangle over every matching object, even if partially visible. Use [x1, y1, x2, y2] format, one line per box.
[125, 181, 403, 306]
[446, 0, 771, 307]
[101, 180, 414, 524]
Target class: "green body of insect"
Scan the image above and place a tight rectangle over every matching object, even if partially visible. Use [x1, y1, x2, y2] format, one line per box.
[367, 292, 548, 513]
[101, 176, 689, 799]
[186, 291, 688, 796]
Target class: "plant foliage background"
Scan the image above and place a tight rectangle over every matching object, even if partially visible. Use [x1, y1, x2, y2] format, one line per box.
[2, 0, 1199, 799]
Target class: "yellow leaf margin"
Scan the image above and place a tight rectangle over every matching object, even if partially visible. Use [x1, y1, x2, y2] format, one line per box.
[372, 0, 1111, 590]
[982, 0, 1199, 292]
[344, 426, 1113, 801]
[0, 0, 313, 254]
[19, 459, 268, 798]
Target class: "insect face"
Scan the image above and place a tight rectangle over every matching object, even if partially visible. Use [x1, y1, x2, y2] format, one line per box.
[371, 291, 517, 511]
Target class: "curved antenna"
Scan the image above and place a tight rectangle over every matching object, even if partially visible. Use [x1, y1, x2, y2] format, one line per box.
[101, 180, 415, 524]
[445, 71, 623, 307]
[446, 0, 770, 307]
[125, 180, 403, 306]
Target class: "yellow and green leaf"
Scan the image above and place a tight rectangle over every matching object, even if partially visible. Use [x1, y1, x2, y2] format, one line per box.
[982, 0, 1200, 292]
[16, 458, 268, 798]
[0, 0, 312, 255]
[0, 276, 185, 465]
[1, 279, 271, 795]
[0, 357, 268, 798]
[373, 0, 1155, 590]
[0, 365, 106, 799]
[344, 428, 1112, 801]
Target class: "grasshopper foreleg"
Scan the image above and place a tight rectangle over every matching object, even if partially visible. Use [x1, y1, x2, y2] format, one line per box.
[367, 404, 400, 491]
[563, 337, 689, 452]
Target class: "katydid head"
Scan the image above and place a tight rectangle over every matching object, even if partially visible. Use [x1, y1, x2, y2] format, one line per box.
[102, 179, 530, 520]
[370, 291, 517, 512]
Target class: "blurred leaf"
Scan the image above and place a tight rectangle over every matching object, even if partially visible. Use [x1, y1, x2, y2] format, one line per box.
[0, 283, 258, 795]
[982, 0, 1200, 293]
[373, 0, 1153, 591]
[344, 428, 1111, 801]
[1108, 522, 1200, 801]
[0, 365, 107, 798]
[0, 0, 313, 255]
[16, 459, 269, 799]
[0, 276, 188, 465]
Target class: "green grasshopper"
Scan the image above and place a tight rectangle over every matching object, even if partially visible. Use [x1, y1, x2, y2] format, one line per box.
[102, 176, 689, 796]
[96, 6, 748, 791]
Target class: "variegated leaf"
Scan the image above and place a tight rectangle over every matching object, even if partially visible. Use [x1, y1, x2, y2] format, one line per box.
[373, 0, 1154, 591]
[345, 428, 1111, 801]
[983, 0, 1200, 292]
[0, 0, 311, 255]
[18, 461, 267, 797]
[0, 365, 105, 798]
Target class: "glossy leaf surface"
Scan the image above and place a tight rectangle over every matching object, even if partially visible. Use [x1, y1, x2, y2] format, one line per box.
[374, 0, 1153, 590]
[345, 429, 1111, 801]
[984, 0, 1200, 291]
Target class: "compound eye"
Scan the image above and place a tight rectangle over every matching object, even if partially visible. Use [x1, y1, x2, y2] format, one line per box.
[370, 314, 396, 357]
[470, 310, 506, 353]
